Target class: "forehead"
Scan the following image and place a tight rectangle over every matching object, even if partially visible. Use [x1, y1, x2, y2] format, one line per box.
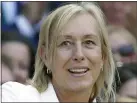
[60, 13, 100, 38]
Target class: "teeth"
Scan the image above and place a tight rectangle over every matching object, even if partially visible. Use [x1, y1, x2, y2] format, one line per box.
[69, 68, 88, 73]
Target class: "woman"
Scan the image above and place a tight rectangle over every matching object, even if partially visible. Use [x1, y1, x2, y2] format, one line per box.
[2, 2, 116, 102]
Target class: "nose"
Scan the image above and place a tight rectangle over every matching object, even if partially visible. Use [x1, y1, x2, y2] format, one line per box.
[72, 43, 85, 62]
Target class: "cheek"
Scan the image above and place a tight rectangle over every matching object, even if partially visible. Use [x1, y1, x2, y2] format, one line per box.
[91, 66, 102, 82]
[86, 48, 102, 64]
[85, 48, 102, 79]
[53, 49, 72, 72]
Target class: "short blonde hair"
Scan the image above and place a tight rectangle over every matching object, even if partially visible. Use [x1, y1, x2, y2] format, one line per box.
[31, 2, 116, 102]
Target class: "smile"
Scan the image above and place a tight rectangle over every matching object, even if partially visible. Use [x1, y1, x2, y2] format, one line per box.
[68, 67, 89, 76]
[68, 68, 89, 73]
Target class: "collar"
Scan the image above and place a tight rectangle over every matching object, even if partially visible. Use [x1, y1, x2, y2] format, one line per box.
[40, 82, 96, 102]
[93, 98, 96, 102]
[40, 82, 59, 102]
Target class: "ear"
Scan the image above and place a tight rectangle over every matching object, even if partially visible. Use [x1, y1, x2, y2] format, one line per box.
[100, 61, 103, 68]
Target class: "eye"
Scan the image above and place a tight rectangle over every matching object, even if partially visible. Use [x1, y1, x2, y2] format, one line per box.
[83, 40, 96, 48]
[84, 40, 95, 45]
[60, 41, 73, 47]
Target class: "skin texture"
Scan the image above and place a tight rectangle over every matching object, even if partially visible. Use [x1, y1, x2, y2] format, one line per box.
[46, 13, 103, 102]
[2, 42, 30, 84]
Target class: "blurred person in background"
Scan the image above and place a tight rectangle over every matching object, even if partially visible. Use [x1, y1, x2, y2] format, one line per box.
[1, 63, 14, 84]
[1, 31, 35, 84]
[1, 1, 72, 50]
[107, 26, 137, 67]
[116, 63, 137, 90]
[118, 78, 137, 101]
[117, 78, 137, 102]
[1, 2, 20, 38]
[125, 4, 137, 39]
[1, 56, 15, 84]
[115, 63, 137, 102]
[1, 1, 22, 28]
[4, 1, 49, 49]
[99, 2, 136, 27]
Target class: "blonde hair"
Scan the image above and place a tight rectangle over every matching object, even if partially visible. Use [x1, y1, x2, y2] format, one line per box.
[31, 2, 116, 102]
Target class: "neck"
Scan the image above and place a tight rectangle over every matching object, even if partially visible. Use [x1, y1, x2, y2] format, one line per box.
[53, 85, 94, 102]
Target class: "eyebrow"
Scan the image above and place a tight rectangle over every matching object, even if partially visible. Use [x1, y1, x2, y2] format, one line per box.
[58, 34, 98, 40]
[83, 34, 98, 39]
[58, 35, 73, 39]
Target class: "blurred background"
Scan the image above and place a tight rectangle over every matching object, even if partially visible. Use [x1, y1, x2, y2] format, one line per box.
[1, 1, 137, 102]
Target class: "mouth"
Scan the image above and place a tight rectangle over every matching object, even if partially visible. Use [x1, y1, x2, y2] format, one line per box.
[68, 67, 90, 76]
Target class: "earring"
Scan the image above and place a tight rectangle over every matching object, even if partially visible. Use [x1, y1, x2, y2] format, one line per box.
[101, 67, 103, 71]
[101, 64, 103, 71]
[47, 68, 51, 74]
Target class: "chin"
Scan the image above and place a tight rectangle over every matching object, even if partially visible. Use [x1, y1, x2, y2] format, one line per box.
[65, 80, 93, 92]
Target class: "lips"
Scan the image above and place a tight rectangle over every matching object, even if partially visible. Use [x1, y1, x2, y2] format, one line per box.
[68, 67, 89, 74]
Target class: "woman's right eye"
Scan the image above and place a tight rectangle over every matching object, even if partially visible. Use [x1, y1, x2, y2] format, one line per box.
[60, 41, 73, 47]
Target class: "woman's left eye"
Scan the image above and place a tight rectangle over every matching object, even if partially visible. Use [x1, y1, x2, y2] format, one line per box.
[84, 40, 95, 45]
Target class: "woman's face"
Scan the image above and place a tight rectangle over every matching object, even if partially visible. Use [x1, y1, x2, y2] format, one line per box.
[2, 42, 30, 84]
[51, 13, 103, 92]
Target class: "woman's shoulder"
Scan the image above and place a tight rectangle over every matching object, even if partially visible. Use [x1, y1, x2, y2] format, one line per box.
[2, 81, 40, 102]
